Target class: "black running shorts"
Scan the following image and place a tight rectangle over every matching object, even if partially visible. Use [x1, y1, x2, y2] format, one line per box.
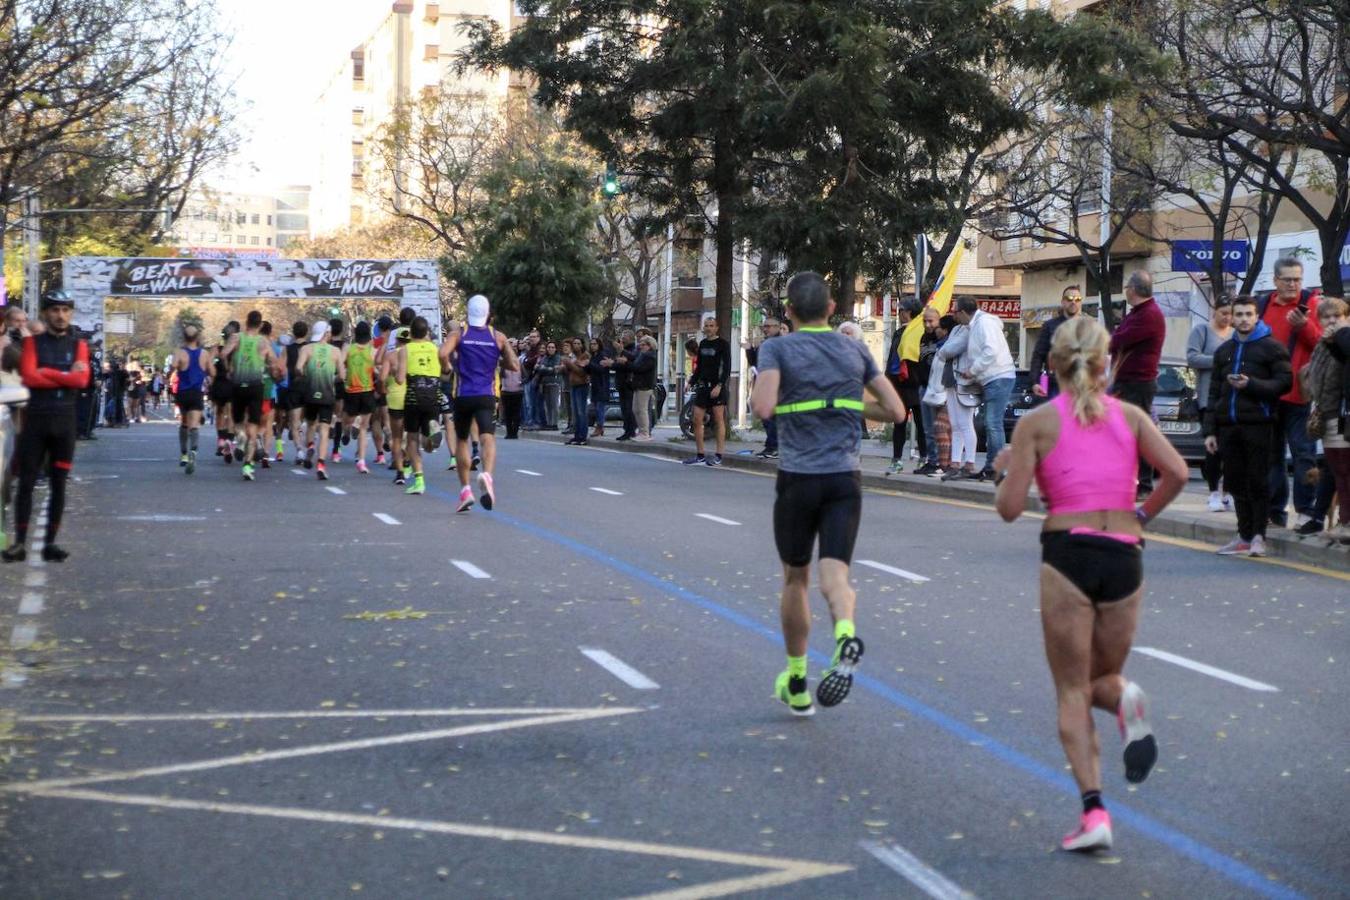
[693, 382, 728, 409]
[1040, 531, 1143, 604]
[453, 395, 497, 441]
[209, 377, 233, 404]
[177, 389, 204, 413]
[303, 402, 334, 425]
[230, 383, 265, 426]
[345, 391, 377, 417]
[402, 404, 433, 437]
[773, 470, 863, 567]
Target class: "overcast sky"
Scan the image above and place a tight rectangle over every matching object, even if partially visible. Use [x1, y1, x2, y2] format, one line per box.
[214, 0, 390, 193]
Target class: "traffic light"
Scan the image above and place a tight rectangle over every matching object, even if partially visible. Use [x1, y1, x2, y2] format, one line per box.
[602, 164, 621, 198]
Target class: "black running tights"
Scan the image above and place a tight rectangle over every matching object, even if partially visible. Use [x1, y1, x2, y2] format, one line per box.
[14, 413, 77, 546]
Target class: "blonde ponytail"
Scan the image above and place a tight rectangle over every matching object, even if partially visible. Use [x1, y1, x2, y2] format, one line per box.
[1048, 317, 1109, 425]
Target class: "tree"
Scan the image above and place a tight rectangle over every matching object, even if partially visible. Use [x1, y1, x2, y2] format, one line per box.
[443, 120, 608, 337]
[594, 199, 669, 334]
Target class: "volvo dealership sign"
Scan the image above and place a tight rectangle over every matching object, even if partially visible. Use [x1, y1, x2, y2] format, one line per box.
[1171, 240, 1249, 274]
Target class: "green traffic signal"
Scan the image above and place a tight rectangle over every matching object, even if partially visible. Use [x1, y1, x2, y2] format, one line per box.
[602, 164, 620, 197]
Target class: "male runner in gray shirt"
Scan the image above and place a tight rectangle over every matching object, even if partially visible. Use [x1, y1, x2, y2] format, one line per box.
[751, 271, 906, 716]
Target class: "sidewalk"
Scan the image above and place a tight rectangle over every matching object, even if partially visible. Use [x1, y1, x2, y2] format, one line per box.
[523, 422, 1350, 574]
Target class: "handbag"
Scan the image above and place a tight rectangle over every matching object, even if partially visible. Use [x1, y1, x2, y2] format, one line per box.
[955, 382, 983, 408]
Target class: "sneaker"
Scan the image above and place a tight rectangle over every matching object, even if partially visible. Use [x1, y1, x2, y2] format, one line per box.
[456, 486, 475, 513]
[682, 455, 707, 466]
[341, 430, 351, 446]
[316, 463, 328, 481]
[1061, 808, 1113, 852]
[1268, 513, 1288, 529]
[928, 466, 947, 479]
[886, 459, 904, 475]
[1118, 681, 1156, 784]
[1249, 535, 1267, 557]
[575, 439, 588, 446]
[447, 456, 457, 470]
[274, 451, 285, 463]
[215, 439, 225, 457]
[40, 544, 69, 563]
[405, 474, 426, 495]
[471, 455, 481, 472]
[913, 462, 937, 476]
[940, 467, 969, 482]
[635, 434, 655, 442]
[774, 670, 815, 717]
[1216, 537, 1251, 555]
[393, 472, 407, 486]
[356, 460, 369, 474]
[222, 444, 233, 465]
[374, 453, 386, 465]
[477, 472, 495, 511]
[1222, 493, 1233, 510]
[1294, 519, 1323, 536]
[564, 438, 578, 446]
[1, 545, 27, 563]
[304, 446, 314, 469]
[186, 451, 196, 475]
[179, 453, 189, 467]
[756, 448, 778, 459]
[241, 463, 255, 481]
[816, 635, 864, 707]
[330, 451, 341, 464]
[615, 434, 632, 442]
[705, 454, 723, 467]
[975, 468, 996, 482]
[232, 442, 244, 462]
[1207, 491, 1224, 512]
[1293, 513, 1312, 530]
[259, 456, 271, 469]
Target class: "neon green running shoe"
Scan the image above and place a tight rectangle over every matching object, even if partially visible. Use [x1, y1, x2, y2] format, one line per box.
[774, 670, 815, 717]
[817, 636, 864, 708]
[404, 474, 425, 495]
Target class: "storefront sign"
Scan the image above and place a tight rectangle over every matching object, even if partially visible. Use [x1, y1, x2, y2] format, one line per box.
[978, 298, 1021, 319]
[1171, 240, 1249, 273]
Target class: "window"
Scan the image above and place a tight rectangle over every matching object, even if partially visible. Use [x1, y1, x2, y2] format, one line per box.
[206, 210, 217, 222]
[250, 236, 260, 246]
[251, 214, 260, 225]
[266, 238, 272, 246]
[207, 233, 216, 242]
[236, 213, 246, 225]
[266, 215, 272, 226]
[223, 234, 232, 244]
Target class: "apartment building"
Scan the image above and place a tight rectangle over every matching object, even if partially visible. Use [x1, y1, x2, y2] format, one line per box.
[311, 1, 518, 236]
[168, 186, 311, 258]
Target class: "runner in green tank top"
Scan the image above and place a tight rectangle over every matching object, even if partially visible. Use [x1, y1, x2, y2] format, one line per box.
[395, 317, 443, 495]
[223, 311, 280, 480]
[341, 322, 378, 474]
[381, 326, 410, 483]
[295, 321, 345, 480]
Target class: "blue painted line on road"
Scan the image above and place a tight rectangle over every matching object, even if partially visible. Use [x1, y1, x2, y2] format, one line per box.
[424, 485, 1306, 900]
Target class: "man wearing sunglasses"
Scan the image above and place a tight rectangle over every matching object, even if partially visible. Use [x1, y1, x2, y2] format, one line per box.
[1029, 286, 1085, 399]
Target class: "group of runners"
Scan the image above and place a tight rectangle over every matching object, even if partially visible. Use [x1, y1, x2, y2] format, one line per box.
[169, 295, 517, 512]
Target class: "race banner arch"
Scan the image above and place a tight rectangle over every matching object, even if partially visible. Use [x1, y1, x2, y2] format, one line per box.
[59, 256, 442, 337]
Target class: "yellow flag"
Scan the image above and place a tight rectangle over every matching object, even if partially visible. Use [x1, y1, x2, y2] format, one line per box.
[899, 243, 964, 361]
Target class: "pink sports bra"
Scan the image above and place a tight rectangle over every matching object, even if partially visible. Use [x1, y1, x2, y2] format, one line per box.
[1035, 393, 1138, 516]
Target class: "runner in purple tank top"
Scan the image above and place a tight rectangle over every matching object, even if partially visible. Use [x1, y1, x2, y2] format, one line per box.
[439, 295, 519, 512]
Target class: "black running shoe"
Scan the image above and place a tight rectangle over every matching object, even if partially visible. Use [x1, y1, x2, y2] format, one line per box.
[1, 545, 26, 563]
[41, 544, 69, 563]
[817, 635, 864, 707]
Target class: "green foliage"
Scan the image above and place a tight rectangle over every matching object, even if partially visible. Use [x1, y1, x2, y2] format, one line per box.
[443, 123, 608, 337]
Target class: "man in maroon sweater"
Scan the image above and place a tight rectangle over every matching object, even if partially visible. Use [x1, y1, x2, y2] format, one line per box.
[1260, 257, 1322, 530]
[1109, 271, 1166, 497]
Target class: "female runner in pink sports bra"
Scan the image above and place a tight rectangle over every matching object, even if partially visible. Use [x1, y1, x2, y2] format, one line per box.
[993, 317, 1187, 853]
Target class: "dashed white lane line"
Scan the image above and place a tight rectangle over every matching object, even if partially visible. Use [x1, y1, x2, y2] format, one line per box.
[372, 513, 400, 525]
[451, 560, 491, 579]
[589, 487, 624, 496]
[1134, 646, 1279, 692]
[860, 841, 970, 900]
[18, 593, 44, 616]
[24, 570, 46, 587]
[11, 624, 38, 650]
[289, 468, 307, 476]
[857, 559, 931, 584]
[117, 514, 207, 523]
[515, 469, 543, 477]
[579, 648, 660, 690]
[324, 486, 346, 495]
[695, 513, 741, 526]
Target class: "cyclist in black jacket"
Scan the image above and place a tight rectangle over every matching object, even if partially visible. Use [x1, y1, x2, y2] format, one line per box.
[683, 317, 731, 466]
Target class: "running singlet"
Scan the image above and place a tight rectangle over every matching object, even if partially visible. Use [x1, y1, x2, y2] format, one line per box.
[406, 340, 440, 411]
[455, 325, 501, 398]
[179, 348, 206, 392]
[305, 344, 336, 405]
[234, 334, 265, 388]
[1034, 393, 1137, 516]
[345, 343, 375, 393]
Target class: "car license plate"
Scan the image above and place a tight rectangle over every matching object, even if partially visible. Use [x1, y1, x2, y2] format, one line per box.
[1013, 408, 1027, 416]
[1158, 420, 1196, 434]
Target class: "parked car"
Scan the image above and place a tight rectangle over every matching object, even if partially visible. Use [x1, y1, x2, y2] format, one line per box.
[587, 380, 667, 427]
[1151, 359, 1206, 462]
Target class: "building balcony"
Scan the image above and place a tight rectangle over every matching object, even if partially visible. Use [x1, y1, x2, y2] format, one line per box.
[392, 1, 413, 14]
[424, 44, 439, 61]
[425, 2, 439, 21]
[672, 286, 707, 313]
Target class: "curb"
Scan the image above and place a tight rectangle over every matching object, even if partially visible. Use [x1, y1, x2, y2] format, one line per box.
[521, 430, 1350, 574]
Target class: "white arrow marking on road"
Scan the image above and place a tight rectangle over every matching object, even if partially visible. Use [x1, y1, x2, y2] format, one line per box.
[1134, 647, 1279, 692]
[515, 469, 543, 477]
[589, 487, 624, 496]
[695, 513, 741, 526]
[372, 513, 400, 525]
[451, 560, 491, 579]
[18, 593, 43, 616]
[857, 560, 931, 584]
[860, 841, 971, 900]
[579, 648, 659, 690]
[325, 486, 346, 495]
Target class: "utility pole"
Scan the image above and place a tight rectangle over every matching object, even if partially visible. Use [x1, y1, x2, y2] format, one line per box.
[737, 239, 750, 430]
[1098, 103, 1113, 324]
[23, 193, 40, 317]
[661, 222, 673, 392]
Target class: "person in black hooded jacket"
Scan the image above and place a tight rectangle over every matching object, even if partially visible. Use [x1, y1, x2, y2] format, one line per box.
[1204, 296, 1293, 556]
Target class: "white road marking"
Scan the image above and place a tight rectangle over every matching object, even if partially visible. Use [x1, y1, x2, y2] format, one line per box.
[18, 593, 43, 616]
[638, 453, 683, 464]
[116, 515, 208, 523]
[857, 560, 931, 584]
[289, 468, 307, 476]
[18, 707, 632, 723]
[114, 457, 161, 461]
[24, 571, 47, 587]
[1134, 647, 1279, 692]
[451, 559, 491, 579]
[579, 648, 660, 690]
[8, 709, 643, 792]
[372, 513, 400, 525]
[860, 841, 970, 900]
[10, 624, 38, 649]
[324, 486, 346, 495]
[26, 789, 850, 898]
[73, 474, 120, 481]
[589, 487, 624, 496]
[2, 669, 27, 687]
[515, 469, 543, 476]
[695, 513, 741, 526]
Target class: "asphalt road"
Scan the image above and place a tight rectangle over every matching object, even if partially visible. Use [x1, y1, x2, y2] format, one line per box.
[1, 424, 1346, 899]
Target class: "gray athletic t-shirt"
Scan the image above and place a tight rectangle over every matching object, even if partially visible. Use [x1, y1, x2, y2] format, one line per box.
[757, 329, 880, 474]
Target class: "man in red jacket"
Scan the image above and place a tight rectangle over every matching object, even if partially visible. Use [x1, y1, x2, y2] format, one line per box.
[3, 291, 90, 562]
[1109, 271, 1167, 498]
[1261, 257, 1323, 530]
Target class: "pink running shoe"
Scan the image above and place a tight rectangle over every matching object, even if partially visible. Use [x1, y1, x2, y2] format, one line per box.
[1061, 808, 1112, 852]
[1118, 681, 1157, 784]
[456, 486, 474, 513]
[476, 471, 495, 510]
[356, 459, 369, 474]
[374, 453, 386, 465]
[330, 451, 341, 464]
